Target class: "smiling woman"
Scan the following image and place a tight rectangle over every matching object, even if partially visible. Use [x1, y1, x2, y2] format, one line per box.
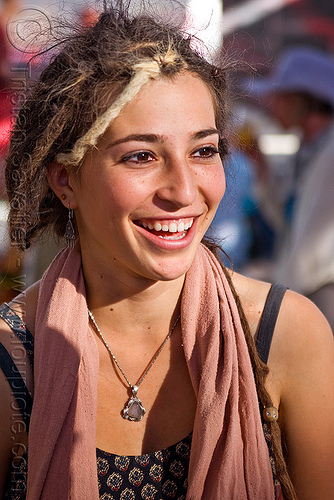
[50, 74, 225, 282]
[0, 1, 333, 500]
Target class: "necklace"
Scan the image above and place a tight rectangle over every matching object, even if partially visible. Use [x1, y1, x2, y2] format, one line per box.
[88, 310, 180, 422]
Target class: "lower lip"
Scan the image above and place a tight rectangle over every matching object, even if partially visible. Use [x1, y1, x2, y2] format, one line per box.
[134, 219, 198, 250]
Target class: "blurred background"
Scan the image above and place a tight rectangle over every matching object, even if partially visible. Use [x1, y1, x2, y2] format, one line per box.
[0, 0, 333, 327]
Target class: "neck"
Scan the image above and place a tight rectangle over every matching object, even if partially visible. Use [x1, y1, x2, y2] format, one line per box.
[82, 252, 184, 337]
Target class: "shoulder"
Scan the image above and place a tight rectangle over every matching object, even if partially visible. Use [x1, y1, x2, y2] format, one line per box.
[268, 289, 333, 406]
[230, 269, 333, 349]
[0, 279, 39, 374]
[231, 270, 333, 401]
[263, 288, 333, 386]
[270, 291, 334, 497]
[0, 280, 38, 389]
[0, 282, 39, 493]
[0, 281, 39, 368]
[231, 271, 334, 496]
[5, 280, 40, 337]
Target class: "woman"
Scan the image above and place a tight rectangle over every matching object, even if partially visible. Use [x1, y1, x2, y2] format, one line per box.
[0, 2, 333, 499]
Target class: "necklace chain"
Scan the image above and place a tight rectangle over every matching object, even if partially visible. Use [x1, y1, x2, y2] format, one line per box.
[88, 310, 180, 391]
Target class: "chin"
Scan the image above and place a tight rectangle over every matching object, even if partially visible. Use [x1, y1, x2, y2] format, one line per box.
[146, 255, 195, 282]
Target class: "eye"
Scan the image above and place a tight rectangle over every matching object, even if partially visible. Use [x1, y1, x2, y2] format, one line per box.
[121, 150, 156, 164]
[191, 146, 219, 159]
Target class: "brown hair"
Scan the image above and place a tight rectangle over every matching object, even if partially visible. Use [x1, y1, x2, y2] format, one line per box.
[5, 1, 296, 497]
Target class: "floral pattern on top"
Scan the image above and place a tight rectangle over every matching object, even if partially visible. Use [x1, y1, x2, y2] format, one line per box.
[96, 432, 192, 499]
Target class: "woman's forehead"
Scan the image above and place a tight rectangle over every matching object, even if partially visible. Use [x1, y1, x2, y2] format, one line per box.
[100, 73, 217, 143]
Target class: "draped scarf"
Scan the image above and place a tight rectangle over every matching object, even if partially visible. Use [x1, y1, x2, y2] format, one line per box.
[27, 244, 274, 499]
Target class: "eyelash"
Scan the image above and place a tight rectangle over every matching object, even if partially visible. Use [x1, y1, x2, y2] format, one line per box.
[121, 146, 220, 165]
[191, 146, 219, 158]
[121, 151, 156, 164]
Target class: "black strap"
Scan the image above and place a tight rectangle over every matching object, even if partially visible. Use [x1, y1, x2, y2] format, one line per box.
[0, 303, 34, 368]
[0, 303, 34, 433]
[0, 342, 33, 432]
[256, 284, 287, 364]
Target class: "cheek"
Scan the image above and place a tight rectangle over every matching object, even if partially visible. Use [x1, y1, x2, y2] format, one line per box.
[107, 176, 149, 213]
[206, 165, 226, 208]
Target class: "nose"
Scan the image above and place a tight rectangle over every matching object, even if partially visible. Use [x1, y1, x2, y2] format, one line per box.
[155, 157, 198, 209]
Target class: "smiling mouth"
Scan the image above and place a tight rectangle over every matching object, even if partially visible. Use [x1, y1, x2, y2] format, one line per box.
[134, 218, 194, 240]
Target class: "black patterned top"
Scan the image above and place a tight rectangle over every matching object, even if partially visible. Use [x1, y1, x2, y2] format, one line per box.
[0, 303, 282, 500]
[5, 436, 191, 500]
[97, 433, 191, 500]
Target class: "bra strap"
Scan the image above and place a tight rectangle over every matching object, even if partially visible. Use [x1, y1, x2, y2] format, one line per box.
[0, 342, 33, 432]
[0, 303, 34, 367]
[256, 284, 287, 364]
[0, 303, 34, 433]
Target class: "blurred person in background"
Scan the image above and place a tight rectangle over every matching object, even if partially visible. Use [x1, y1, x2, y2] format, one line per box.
[249, 47, 334, 330]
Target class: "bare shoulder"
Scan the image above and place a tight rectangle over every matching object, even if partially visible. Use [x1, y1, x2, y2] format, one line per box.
[274, 292, 334, 498]
[231, 271, 334, 498]
[269, 286, 334, 401]
[231, 271, 333, 400]
[229, 269, 333, 355]
[264, 288, 333, 392]
[271, 287, 333, 358]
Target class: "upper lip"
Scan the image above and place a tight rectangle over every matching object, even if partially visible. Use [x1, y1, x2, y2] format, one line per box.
[133, 214, 201, 222]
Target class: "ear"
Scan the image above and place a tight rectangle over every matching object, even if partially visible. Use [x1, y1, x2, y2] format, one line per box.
[47, 162, 78, 209]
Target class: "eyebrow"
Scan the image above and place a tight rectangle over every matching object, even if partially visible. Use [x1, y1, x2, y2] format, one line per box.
[192, 128, 220, 140]
[106, 134, 165, 149]
[106, 128, 220, 149]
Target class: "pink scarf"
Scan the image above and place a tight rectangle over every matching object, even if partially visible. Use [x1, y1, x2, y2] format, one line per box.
[27, 244, 274, 499]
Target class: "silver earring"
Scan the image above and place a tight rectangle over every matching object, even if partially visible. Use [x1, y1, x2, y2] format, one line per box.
[64, 206, 75, 248]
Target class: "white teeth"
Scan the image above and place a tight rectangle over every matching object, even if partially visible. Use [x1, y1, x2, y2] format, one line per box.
[159, 232, 186, 240]
[140, 218, 194, 234]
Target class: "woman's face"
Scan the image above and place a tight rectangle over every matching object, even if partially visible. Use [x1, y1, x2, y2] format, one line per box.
[69, 72, 225, 283]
